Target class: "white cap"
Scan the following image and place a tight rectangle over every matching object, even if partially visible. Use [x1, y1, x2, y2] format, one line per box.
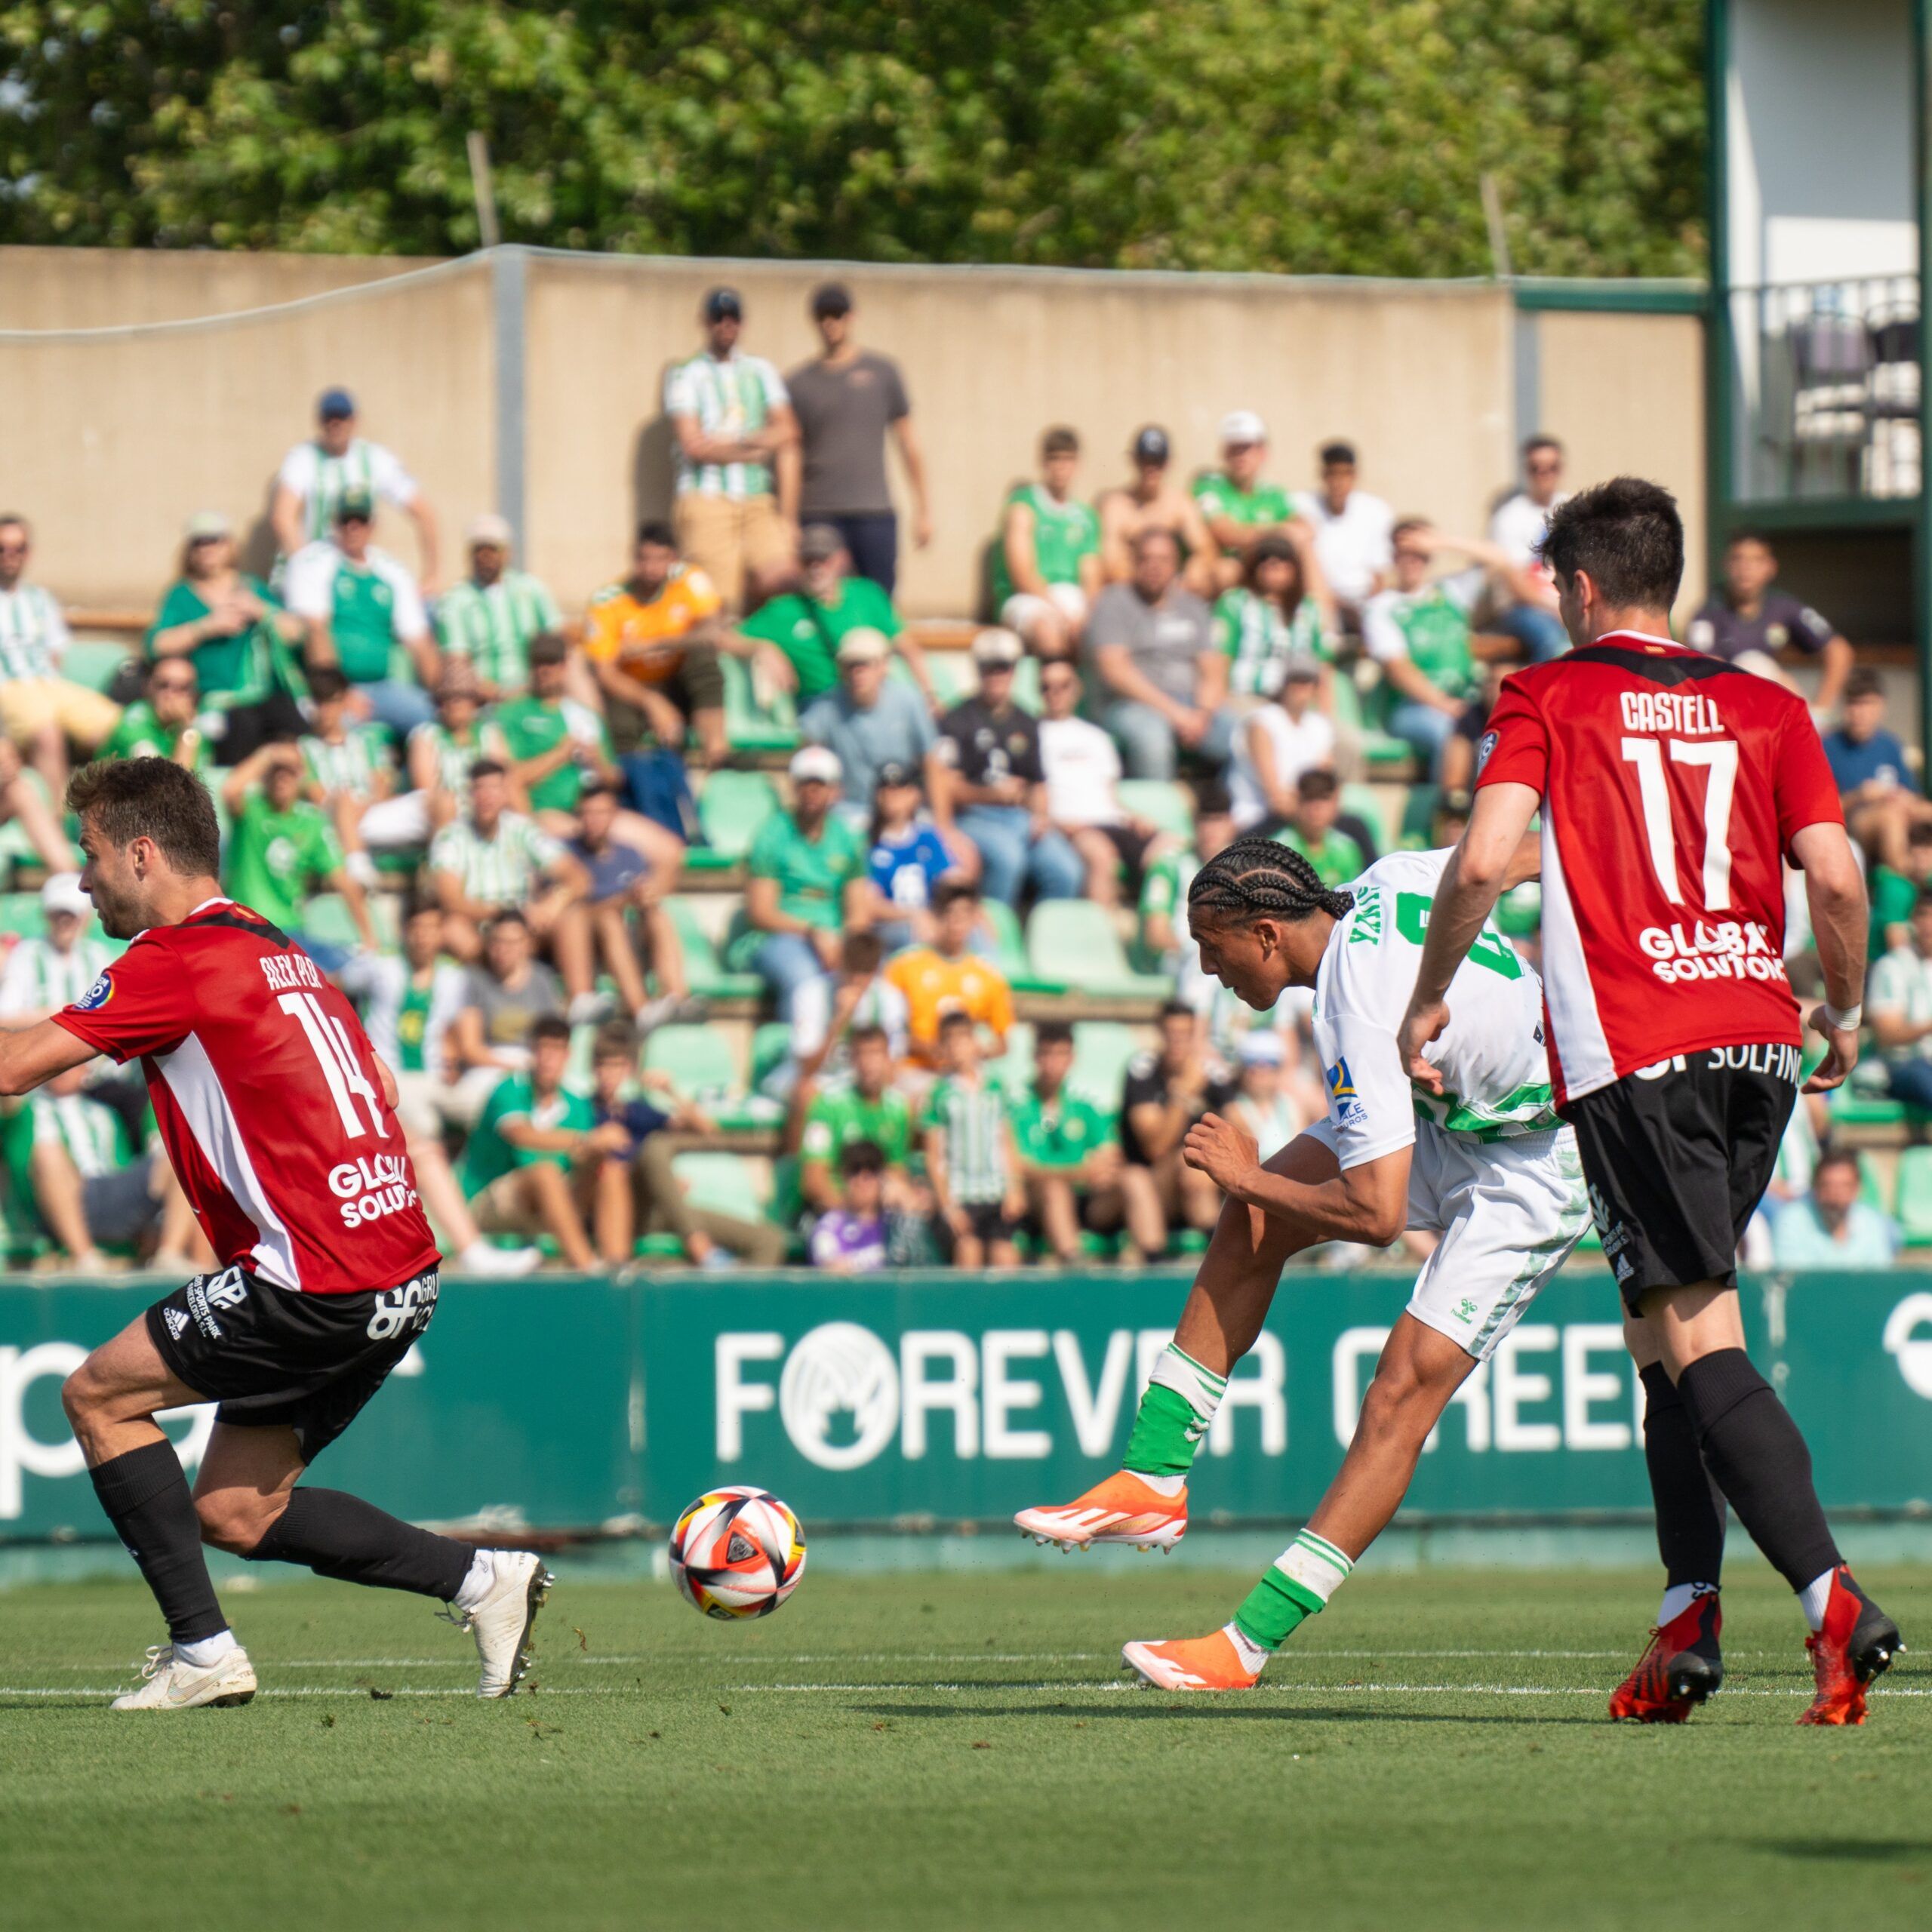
[1236, 1029, 1286, 1067]
[1220, 409, 1268, 445]
[971, 626, 1024, 668]
[835, 626, 891, 666]
[789, 746, 842, 786]
[41, 872, 91, 920]
[466, 512, 515, 549]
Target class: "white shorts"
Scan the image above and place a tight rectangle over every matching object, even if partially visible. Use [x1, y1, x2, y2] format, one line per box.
[1303, 1117, 1589, 1361]
[1000, 583, 1088, 638]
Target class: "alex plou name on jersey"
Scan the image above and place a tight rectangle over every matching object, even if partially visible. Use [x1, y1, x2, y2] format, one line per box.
[1638, 918, 1789, 984]
[1620, 689, 1724, 737]
[327, 1152, 420, 1229]
[258, 950, 324, 992]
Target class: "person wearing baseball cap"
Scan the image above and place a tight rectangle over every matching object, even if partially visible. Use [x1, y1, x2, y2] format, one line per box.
[1229, 1025, 1303, 1161]
[665, 285, 800, 611]
[786, 278, 931, 598]
[1098, 423, 1218, 595]
[1193, 408, 1316, 593]
[799, 619, 938, 814]
[0, 872, 113, 1024]
[270, 385, 441, 592]
[864, 758, 961, 952]
[731, 743, 872, 1029]
[433, 510, 563, 700]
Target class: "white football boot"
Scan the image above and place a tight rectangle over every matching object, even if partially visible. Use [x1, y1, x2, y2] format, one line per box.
[111, 1643, 257, 1711]
[447, 1550, 554, 1698]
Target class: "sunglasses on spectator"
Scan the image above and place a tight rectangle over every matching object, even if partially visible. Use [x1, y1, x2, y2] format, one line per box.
[0, 542, 27, 557]
[151, 677, 196, 693]
[1527, 460, 1561, 475]
[1041, 673, 1077, 690]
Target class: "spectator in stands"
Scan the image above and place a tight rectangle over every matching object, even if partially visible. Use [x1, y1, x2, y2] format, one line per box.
[1140, 787, 1238, 975]
[1086, 525, 1230, 781]
[408, 663, 512, 834]
[0, 872, 112, 1023]
[221, 744, 380, 963]
[1228, 656, 1335, 832]
[799, 626, 937, 814]
[788, 281, 931, 596]
[928, 627, 1081, 905]
[924, 1008, 1023, 1267]
[1011, 1020, 1139, 1266]
[285, 491, 439, 736]
[1217, 534, 1335, 707]
[424, 758, 593, 1001]
[990, 426, 1102, 660]
[1362, 520, 1524, 776]
[1866, 887, 1932, 1112]
[1485, 434, 1570, 663]
[1225, 1028, 1306, 1159]
[1687, 534, 1851, 713]
[446, 909, 566, 1127]
[737, 745, 871, 1035]
[1274, 769, 1367, 886]
[866, 761, 967, 950]
[1192, 412, 1319, 593]
[1119, 1000, 1236, 1252]
[584, 519, 728, 769]
[11, 1063, 203, 1272]
[583, 1023, 786, 1269]
[787, 931, 912, 1096]
[664, 286, 799, 611]
[147, 510, 307, 763]
[567, 780, 698, 1031]
[272, 386, 441, 590]
[798, 1023, 917, 1212]
[1291, 440, 1394, 629]
[1823, 668, 1932, 869]
[1037, 660, 1165, 907]
[1869, 820, 1932, 958]
[887, 880, 1015, 1069]
[334, 899, 538, 1278]
[1438, 660, 1508, 796]
[726, 520, 932, 708]
[100, 657, 210, 774]
[0, 738, 75, 873]
[1770, 1146, 1898, 1269]
[1098, 426, 1217, 595]
[300, 665, 411, 867]
[435, 512, 563, 700]
[0, 512, 118, 798]
[459, 1015, 618, 1272]
[811, 1140, 891, 1272]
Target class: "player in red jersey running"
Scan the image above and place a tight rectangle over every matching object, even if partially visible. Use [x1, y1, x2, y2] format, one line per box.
[0, 758, 551, 1709]
[1397, 478, 1900, 1726]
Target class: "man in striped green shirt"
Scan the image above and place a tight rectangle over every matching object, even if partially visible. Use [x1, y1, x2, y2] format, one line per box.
[434, 514, 563, 698]
[922, 1010, 1022, 1268]
[0, 872, 114, 1023]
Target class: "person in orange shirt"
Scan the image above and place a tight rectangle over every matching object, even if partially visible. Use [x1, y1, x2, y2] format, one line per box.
[583, 521, 728, 761]
[885, 879, 1015, 1069]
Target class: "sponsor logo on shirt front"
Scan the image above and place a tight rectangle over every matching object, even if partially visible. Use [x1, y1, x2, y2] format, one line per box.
[328, 1152, 421, 1229]
[1638, 919, 1789, 986]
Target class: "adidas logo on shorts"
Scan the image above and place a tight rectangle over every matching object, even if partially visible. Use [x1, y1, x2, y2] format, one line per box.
[164, 1307, 189, 1340]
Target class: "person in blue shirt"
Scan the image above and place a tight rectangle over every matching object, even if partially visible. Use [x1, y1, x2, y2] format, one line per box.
[1770, 1147, 1900, 1269]
[865, 761, 966, 951]
[1823, 667, 1932, 870]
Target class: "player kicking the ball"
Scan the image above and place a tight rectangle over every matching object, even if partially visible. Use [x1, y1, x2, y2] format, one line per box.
[1017, 834, 1593, 1690]
[0, 758, 549, 1709]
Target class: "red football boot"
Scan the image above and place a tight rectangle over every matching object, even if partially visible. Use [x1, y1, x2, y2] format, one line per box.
[1608, 1589, 1724, 1723]
[1799, 1568, 1902, 1727]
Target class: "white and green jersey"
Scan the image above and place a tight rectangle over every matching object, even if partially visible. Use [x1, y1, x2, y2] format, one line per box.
[1216, 586, 1331, 697]
[663, 352, 789, 499]
[283, 541, 429, 685]
[1313, 847, 1558, 1164]
[1361, 570, 1482, 702]
[922, 1073, 1010, 1204]
[0, 934, 114, 1020]
[989, 485, 1100, 606]
[300, 724, 392, 802]
[435, 570, 561, 692]
[427, 809, 563, 908]
[276, 437, 419, 546]
[30, 1089, 129, 1180]
[1869, 945, 1932, 1064]
[0, 581, 69, 681]
[408, 718, 510, 805]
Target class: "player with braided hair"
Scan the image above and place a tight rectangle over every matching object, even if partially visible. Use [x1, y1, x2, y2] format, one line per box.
[1015, 833, 1591, 1690]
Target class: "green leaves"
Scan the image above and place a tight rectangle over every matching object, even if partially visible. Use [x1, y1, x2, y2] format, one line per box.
[0, 1, 1703, 274]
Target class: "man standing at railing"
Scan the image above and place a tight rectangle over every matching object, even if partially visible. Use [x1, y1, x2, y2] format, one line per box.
[1685, 531, 1852, 715]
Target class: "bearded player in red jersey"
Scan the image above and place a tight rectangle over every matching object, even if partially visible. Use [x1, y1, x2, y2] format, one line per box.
[0, 758, 551, 1709]
[1398, 478, 1901, 1726]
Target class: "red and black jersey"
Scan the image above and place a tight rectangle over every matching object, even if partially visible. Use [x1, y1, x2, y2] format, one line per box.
[1474, 632, 1842, 1106]
[52, 899, 438, 1294]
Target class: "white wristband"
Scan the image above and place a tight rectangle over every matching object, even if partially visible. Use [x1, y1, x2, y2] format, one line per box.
[1825, 1002, 1863, 1033]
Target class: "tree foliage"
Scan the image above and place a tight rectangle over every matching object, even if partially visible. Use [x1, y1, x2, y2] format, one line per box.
[0, 2, 1705, 275]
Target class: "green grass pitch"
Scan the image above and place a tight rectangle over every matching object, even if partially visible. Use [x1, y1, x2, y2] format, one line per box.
[2, 1564, 1929, 1930]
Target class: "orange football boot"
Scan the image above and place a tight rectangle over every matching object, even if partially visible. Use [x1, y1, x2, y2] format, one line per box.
[1012, 1471, 1188, 1552]
[1121, 1629, 1261, 1691]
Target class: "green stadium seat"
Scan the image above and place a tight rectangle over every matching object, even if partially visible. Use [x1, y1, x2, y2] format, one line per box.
[1400, 783, 1442, 846]
[644, 1024, 739, 1101]
[1023, 900, 1170, 997]
[1897, 1146, 1932, 1247]
[672, 1149, 766, 1218]
[1827, 1088, 1908, 1131]
[751, 1021, 794, 1091]
[977, 899, 1031, 980]
[718, 651, 798, 753]
[1011, 655, 1043, 715]
[0, 892, 47, 940]
[300, 891, 401, 952]
[695, 770, 780, 864]
[1340, 782, 1386, 851]
[988, 1022, 1035, 1094]
[62, 638, 135, 694]
[1071, 1021, 1137, 1111]
[1118, 780, 1194, 839]
[663, 897, 761, 1000]
[902, 651, 977, 711]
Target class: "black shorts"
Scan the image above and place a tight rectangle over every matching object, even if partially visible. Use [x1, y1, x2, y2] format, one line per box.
[146, 1264, 440, 1460]
[955, 1202, 1017, 1248]
[1564, 1043, 1800, 1314]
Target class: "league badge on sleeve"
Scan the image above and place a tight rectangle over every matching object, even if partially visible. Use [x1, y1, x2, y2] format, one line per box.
[1325, 1057, 1368, 1128]
[74, 970, 114, 1012]
[1475, 729, 1499, 778]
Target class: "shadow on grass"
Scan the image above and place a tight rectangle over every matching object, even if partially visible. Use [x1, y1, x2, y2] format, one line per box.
[854, 1700, 1590, 1728]
[1758, 1839, 1932, 1864]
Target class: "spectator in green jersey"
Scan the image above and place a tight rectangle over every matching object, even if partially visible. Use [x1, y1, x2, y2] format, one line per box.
[100, 657, 211, 776]
[1269, 768, 1365, 888]
[1869, 820, 1932, 958]
[991, 426, 1103, 660]
[1192, 411, 1324, 594]
[1215, 534, 1336, 703]
[798, 1023, 918, 1214]
[221, 743, 380, 964]
[1011, 1020, 1139, 1266]
[435, 512, 563, 700]
[1139, 786, 1237, 974]
[145, 510, 308, 764]
[923, 1009, 1023, 1268]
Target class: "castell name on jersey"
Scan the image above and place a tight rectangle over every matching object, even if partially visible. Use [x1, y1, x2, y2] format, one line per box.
[1619, 688, 1724, 736]
[258, 949, 323, 992]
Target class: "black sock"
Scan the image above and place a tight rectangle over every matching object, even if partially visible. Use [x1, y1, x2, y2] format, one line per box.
[1677, 1349, 1841, 1592]
[88, 1441, 227, 1645]
[248, 1487, 474, 1601]
[1639, 1362, 1727, 1587]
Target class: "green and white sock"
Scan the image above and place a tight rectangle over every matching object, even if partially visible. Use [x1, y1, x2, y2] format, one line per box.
[1122, 1344, 1229, 1490]
[1232, 1529, 1355, 1655]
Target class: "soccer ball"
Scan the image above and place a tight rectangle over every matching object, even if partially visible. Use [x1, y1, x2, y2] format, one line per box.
[669, 1485, 807, 1619]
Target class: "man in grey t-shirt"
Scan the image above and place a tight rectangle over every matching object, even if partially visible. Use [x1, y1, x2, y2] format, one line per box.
[1084, 527, 1232, 780]
[785, 282, 932, 597]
